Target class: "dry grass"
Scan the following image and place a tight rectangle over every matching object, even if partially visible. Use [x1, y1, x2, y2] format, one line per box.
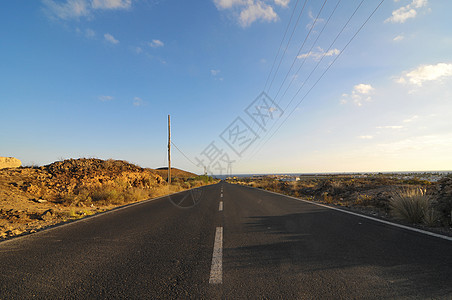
[423, 207, 440, 227]
[390, 187, 432, 224]
[57, 176, 218, 207]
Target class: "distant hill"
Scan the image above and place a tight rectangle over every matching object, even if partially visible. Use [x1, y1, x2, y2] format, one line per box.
[154, 167, 197, 179]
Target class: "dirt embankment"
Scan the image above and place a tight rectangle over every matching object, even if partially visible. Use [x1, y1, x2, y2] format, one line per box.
[0, 158, 209, 240]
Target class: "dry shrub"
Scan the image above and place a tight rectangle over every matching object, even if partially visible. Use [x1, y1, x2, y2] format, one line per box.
[423, 207, 440, 227]
[90, 185, 155, 205]
[390, 187, 432, 224]
[355, 194, 373, 206]
[433, 175, 452, 226]
[322, 192, 334, 204]
[55, 184, 154, 206]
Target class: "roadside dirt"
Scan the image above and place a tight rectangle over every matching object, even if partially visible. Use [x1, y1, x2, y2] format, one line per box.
[228, 174, 452, 236]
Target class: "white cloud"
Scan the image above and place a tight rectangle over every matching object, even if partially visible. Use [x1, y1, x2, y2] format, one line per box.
[42, 0, 132, 20]
[211, 69, 224, 81]
[149, 39, 164, 48]
[354, 83, 374, 94]
[397, 63, 452, 86]
[376, 133, 452, 154]
[134, 46, 143, 54]
[104, 33, 119, 44]
[403, 115, 419, 123]
[376, 125, 404, 129]
[274, 0, 290, 8]
[239, 1, 278, 27]
[213, 0, 278, 27]
[42, 0, 90, 20]
[306, 10, 324, 29]
[297, 47, 340, 61]
[341, 83, 375, 106]
[214, 0, 245, 9]
[92, 0, 131, 9]
[358, 135, 374, 140]
[412, 0, 428, 9]
[393, 34, 404, 41]
[133, 97, 144, 106]
[85, 28, 95, 38]
[99, 95, 113, 101]
[385, 0, 428, 24]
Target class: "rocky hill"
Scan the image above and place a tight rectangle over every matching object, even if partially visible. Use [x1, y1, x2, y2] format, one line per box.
[0, 158, 208, 240]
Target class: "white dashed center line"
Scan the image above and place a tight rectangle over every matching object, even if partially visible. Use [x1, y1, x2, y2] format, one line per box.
[209, 227, 223, 284]
[219, 201, 223, 211]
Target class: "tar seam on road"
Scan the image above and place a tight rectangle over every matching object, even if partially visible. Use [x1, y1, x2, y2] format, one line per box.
[209, 227, 223, 284]
[241, 185, 452, 242]
[219, 201, 223, 211]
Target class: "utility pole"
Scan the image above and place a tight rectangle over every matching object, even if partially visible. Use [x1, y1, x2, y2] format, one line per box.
[168, 115, 171, 184]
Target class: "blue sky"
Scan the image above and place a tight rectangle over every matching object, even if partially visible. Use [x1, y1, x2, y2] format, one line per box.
[1, 0, 451, 174]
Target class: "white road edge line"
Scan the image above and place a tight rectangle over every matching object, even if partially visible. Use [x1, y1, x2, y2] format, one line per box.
[219, 201, 223, 211]
[209, 227, 223, 284]
[240, 184, 452, 242]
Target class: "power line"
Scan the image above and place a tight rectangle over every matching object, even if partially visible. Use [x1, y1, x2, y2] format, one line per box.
[171, 141, 200, 168]
[249, 0, 386, 159]
[246, 0, 350, 158]
[244, 0, 306, 147]
[276, 0, 342, 103]
[246, 0, 317, 146]
[266, 0, 309, 93]
[263, 0, 301, 92]
[273, 0, 330, 101]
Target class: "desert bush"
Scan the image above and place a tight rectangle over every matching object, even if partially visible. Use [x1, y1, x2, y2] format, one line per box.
[192, 175, 214, 184]
[423, 207, 440, 227]
[55, 184, 142, 206]
[433, 175, 452, 226]
[66, 208, 95, 220]
[322, 192, 334, 204]
[54, 188, 92, 206]
[182, 181, 191, 189]
[355, 194, 373, 206]
[91, 186, 118, 202]
[390, 187, 432, 224]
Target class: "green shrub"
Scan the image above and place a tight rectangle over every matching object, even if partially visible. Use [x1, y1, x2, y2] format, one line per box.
[192, 175, 214, 184]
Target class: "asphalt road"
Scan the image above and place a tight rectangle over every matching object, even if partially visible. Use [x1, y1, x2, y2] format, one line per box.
[0, 182, 451, 299]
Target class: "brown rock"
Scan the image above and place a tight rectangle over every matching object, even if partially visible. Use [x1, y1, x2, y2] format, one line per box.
[40, 209, 54, 221]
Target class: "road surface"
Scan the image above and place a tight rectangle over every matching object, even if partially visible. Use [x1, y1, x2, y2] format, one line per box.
[0, 182, 451, 299]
